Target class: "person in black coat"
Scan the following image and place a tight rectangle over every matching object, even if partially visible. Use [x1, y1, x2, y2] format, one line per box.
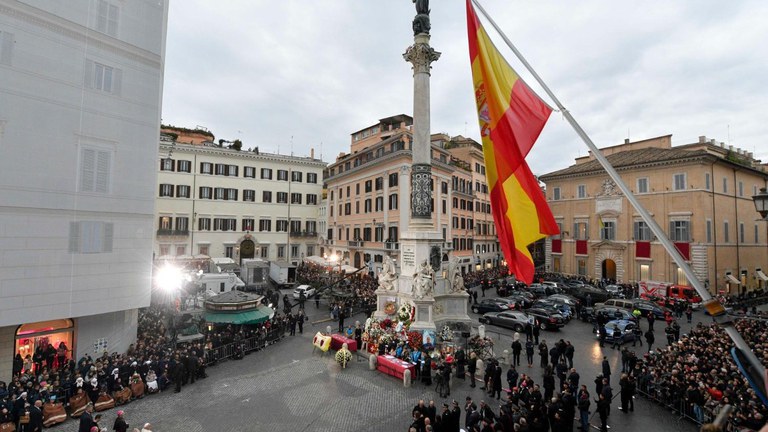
[492, 363, 503, 400]
[511, 340, 522, 367]
[455, 347, 466, 379]
[27, 400, 43, 432]
[645, 329, 655, 352]
[538, 340, 548, 368]
[532, 322, 540, 344]
[596, 393, 610, 432]
[564, 341, 575, 368]
[619, 373, 632, 413]
[78, 404, 95, 432]
[467, 352, 477, 388]
[601, 357, 611, 385]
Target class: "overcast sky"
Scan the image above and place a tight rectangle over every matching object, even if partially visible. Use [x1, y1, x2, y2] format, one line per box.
[162, 0, 768, 176]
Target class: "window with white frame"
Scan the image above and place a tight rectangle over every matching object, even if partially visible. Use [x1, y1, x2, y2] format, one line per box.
[637, 177, 649, 194]
[577, 184, 586, 198]
[600, 220, 616, 241]
[291, 193, 302, 204]
[242, 218, 254, 232]
[306, 194, 318, 205]
[738, 181, 744, 197]
[261, 168, 272, 179]
[291, 171, 302, 182]
[87, 61, 122, 94]
[159, 184, 173, 197]
[669, 220, 691, 242]
[262, 191, 272, 203]
[276, 220, 288, 232]
[199, 187, 212, 199]
[633, 220, 652, 241]
[176, 185, 190, 198]
[175, 217, 189, 233]
[277, 170, 288, 181]
[244, 166, 256, 178]
[277, 192, 288, 203]
[79, 146, 112, 194]
[259, 219, 271, 232]
[573, 221, 589, 240]
[96, 0, 119, 37]
[160, 159, 174, 171]
[243, 189, 255, 202]
[673, 173, 687, 191]
[177, 160, 191, 173]
[69, 221, 113, 253]
[198, 217, 211, 231]
[307, 172, 318, 184]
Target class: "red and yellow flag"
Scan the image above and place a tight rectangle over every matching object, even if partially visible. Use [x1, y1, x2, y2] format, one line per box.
[466, 0, 559, 284]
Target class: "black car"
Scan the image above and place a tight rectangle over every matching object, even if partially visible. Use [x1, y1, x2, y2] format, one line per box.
[526, 307, 566, 330]
[507, 293, 534, 309]
[471, 298, 512, 314]
[570, 284, 611, 304]
[592, 306, 638, 323]
[632, 300, 671, 320]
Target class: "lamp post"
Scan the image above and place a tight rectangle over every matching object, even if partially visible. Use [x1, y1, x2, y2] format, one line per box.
[753, 187, 768, 291]
[753, 187, 768, 221]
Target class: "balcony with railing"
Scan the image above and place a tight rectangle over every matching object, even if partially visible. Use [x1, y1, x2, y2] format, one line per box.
[290, 231, 318, 238]
[157, 229, 189, 236]
[385, 241, 400, 250]
[348, 240, 365, 248]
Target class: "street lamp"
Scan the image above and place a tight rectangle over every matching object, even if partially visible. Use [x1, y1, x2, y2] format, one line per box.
[753, 187, 768, 220]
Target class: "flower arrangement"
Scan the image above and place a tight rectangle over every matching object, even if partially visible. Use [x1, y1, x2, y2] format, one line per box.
[407, 331, 422, 350]
[381, 318, 393, 330]
[438, 325, 454, 342]
[397, 303, 414, 325]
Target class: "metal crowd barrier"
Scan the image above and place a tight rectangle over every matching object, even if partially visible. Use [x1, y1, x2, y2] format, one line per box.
[204, 323, 287, 366]
[635, 385, 733, 429]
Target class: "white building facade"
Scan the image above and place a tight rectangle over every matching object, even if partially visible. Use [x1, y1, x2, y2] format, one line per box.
[0, 0, 168, 381]
[156, 142, 326, 265]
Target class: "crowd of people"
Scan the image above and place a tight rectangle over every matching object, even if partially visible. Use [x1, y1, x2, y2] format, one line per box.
[637, 319, 768, 430]
[0, 306, 290, 431]
[408, 334, 616, 432]
[296, 261, 377, 316]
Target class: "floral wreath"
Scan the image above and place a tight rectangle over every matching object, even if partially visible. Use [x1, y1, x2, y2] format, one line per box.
[397, 303, 415, 325]
[384, 302, 397, 315]
[439, 325, 454, 342]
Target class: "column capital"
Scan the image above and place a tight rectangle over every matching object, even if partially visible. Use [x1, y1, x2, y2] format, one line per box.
[403, 38, 441, 76]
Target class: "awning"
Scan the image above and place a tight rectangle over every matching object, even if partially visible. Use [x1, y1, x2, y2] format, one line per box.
[725, 274, 741, 285]
[204, 305, 274, 325]
[757, 270, 768, 282]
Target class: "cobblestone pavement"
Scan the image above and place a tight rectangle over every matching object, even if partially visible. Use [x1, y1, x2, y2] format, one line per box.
[53, 300, 705, 432]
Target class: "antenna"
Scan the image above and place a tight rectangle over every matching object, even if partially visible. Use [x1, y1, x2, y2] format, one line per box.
[290, 135, 294, 157]
[727, 124, 731, 144]
[320, 141, 323, 160]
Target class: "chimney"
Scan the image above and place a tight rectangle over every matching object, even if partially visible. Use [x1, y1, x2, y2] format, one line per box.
[310, 148, 315, 159]
[710, 139, 717, 145]
[729, 145, 734, 151]
[624, 138, 630, 144]
[699, 135, 707, 144]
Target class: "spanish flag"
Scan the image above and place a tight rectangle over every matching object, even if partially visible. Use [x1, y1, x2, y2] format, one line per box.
[466, 0, 559, 284]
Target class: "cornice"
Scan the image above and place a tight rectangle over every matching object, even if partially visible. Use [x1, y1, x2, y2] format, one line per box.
[0, 2, 162, 68]
[159, 142, 326, 168]
[540, 154, 712, 182]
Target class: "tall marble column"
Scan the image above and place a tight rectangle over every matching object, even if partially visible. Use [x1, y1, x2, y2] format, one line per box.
[403, 34, 440, 226]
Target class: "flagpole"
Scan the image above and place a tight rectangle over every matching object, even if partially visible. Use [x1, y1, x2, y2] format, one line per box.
[470, 0, 765, 381]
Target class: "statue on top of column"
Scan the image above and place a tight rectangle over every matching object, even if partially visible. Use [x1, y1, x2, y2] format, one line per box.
[412, 0, 431, 35]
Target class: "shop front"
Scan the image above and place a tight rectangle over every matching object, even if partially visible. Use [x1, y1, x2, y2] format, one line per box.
[14, 319, 74, 373]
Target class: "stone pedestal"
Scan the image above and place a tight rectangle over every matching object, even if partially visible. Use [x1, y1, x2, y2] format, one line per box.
[373, 288, 399, 321]
[409, 297, 437, 333]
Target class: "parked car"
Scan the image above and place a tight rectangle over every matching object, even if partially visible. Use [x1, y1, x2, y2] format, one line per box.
[595, 319, 638, 345]
[526, 307, 566, 330]
[292, 284, 316, 299]
[604, 284, 625, 298]
[595, 298, 635, 310]
[571, 284, 611, 304]
[479, 310, 532, 332]
[546, 294, 580, 308]
[508, 292, 534, 308]
[471, 298, 511, 314]
[532, 300, 573, 321]
[593, 306, 638, 323]
[632, 300, 671, 319]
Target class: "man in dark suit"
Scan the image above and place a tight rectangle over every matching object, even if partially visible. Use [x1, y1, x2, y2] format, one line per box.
[27, 400, 43, 432]
[78, 403, 95, 432]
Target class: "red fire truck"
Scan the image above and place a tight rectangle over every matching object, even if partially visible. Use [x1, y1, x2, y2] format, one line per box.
[639, 280, 703, 309]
